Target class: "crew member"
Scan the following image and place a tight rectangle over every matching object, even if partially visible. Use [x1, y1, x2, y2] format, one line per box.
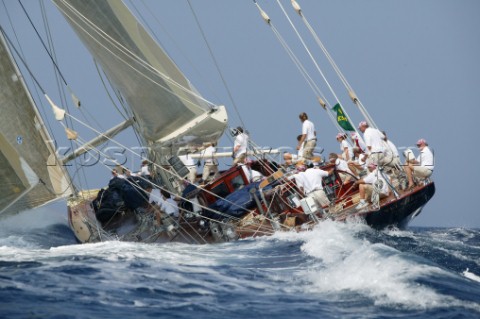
[303, 164, 331, 208]
[297, 112, 316, 160]
[233, 126, 249, 165]
[336, 132, 353, 161]
[179, 154, 198, 184]
[358, 121, 385, 166]
[355, 163, 390, 210]
[201, 142, 219, 183]
[404, 138, 434, 189]
[328, 153, 354, 182]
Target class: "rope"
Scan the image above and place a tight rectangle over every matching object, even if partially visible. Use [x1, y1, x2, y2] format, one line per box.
[61, 113, 304, 239]
[2, 25, 275, 231]
[252, 1, 344, 135]
[276, 0, 341, 106]
[186, 0, 247, 130]
[275, 0, 363, 138]
[293, 1, 378, 129]
[37, 0, 89, 192]
[18, 0, 70, 91]
[93, 60, 145, 150]
[63, 131, 255, 242]
[60, 115, 266, 224]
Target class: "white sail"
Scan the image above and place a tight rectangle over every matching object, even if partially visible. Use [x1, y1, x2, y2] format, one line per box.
[0, 31, 73, 217]
[52, 0, 228, 153]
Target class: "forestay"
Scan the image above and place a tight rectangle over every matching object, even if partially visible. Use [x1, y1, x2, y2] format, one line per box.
[52, 0, 227, 153]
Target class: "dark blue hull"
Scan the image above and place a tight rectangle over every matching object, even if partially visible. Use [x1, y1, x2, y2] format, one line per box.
[363, 182, 436, 230]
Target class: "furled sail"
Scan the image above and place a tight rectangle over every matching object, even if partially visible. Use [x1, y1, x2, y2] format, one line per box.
[52, 0, 228, 153]
[0, 31, 73, 217]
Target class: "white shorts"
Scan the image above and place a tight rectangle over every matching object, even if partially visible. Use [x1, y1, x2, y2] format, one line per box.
[413, 166, 433, 179]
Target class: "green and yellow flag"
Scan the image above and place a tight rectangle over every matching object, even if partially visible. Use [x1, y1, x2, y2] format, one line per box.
[332, 103, 354, 131]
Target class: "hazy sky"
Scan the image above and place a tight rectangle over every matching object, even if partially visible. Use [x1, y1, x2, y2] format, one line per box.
[1, 0, 479, 228]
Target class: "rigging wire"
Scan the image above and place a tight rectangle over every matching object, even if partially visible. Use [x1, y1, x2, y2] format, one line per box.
[40, 0, 66, 109]
[19, 0, 86, 191]
[274, 0, 364, 139]
[63, 131, 279, 237]
[3, 1, 314, 237]
[252, 0, 345, 134]
[18, 0, 80, 108]
[290, 0, 378, 129]
[276, 0, 342, 107]
[92, 59, 145, 152]
[271, 25, 343, 133]
[6, 1, 95, 195]
[5, 3, 255, 202]
[92, 61, 128, 123]
[41, 0, 105, 137]
[37, 0, 88, 191]
[62, 141, 215, 244]
[186, 0, 246, 130]
[93, 59, 147, 160]
[60, 112, 282, 226]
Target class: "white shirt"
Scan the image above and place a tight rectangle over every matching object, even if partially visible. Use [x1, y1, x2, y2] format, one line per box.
[417, 146, 434, 170]
[250, 170, 264, 182]
[357, 153, 367, 168]
[141, 165, 150, 176]
[335, 158, 354, 175]
[363, 169, 389, 195]
[240, 164, 264, 182]
[161, 197, 179, 217]
[302, 120, 316, 141]
[340, 139, 354, 160]
[148, 188, 162, 204]
[293, 172, 309, 194]
[240, 164, 252, 182]
[363, 127, 385, 153]
[303, 168, 329, 193]
[351, 132, 367, 151]
[385, 140, 399, 157]
[179, 154, 196, 167]
[234, 133, 248, 157]
[202, 145, 218, 165]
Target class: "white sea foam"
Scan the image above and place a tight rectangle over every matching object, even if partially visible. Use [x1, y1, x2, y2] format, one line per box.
[279, 220, 475, 310]
[463, 268, 480, 283]
[2, 207, 479, 314]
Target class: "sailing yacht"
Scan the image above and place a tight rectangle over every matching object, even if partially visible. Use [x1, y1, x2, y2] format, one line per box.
[0, 0, 434, 244]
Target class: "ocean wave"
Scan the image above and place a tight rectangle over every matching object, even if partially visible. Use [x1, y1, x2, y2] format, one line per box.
[1, 209, 480, 318]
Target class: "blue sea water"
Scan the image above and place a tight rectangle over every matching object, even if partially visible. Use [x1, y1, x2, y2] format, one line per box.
[0, 207, 479, 319]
